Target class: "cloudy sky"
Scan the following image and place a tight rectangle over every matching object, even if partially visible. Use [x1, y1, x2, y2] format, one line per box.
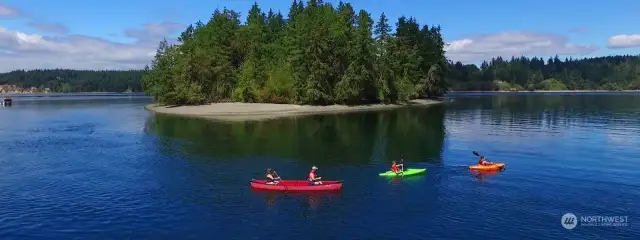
[1, 0, 639, 72]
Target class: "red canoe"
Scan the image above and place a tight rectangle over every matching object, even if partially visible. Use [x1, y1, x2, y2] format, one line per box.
[249, 179, 343, 191]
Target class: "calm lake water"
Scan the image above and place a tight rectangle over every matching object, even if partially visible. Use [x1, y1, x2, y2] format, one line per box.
[0, 93, 638, 239]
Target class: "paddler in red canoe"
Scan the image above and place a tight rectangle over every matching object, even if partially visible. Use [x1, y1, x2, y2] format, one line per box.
[307, 166, 323, 185]
[265, 168, 281, 185]
[391, 160, 403, 174]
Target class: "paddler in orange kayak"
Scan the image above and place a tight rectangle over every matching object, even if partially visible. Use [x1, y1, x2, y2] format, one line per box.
[478, 156, 494, 165]
[307, 166, 323, 185]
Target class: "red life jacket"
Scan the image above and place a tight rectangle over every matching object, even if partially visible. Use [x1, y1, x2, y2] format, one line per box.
[391, 164, 400, 172]
[308, 170, 315, 181]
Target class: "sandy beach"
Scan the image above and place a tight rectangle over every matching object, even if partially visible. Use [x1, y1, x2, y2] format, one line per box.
[145, 99, 443, 121]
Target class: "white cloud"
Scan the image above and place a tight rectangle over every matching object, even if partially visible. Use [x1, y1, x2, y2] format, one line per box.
[0, 4, 20, 17]
[28, 22, 69, 34]
[607, 34, 640, 49]
[124, 22, 185, 44]
[0, 22, 183, 72]
[444, 31, 599, 63]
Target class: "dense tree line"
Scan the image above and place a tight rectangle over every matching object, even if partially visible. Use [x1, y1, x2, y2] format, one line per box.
[447, 55, 640, 91]
[141, 0, 448, 105]
[9, 3, 639, 96]
[0, 69, 143, 93]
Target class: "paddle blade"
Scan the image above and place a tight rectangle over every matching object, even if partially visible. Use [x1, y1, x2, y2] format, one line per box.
[473, 151, 480, 156]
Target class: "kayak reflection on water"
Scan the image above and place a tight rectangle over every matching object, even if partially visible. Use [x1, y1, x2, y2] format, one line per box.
[264, 193, 277, 205]
[254, 191, 342, 209]
[471, 170, 499, 183]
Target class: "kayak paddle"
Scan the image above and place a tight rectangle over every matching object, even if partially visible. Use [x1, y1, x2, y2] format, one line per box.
[400, 155, 405, 176]
[473, 151, 488, 160]
[473, 151, 495, 165]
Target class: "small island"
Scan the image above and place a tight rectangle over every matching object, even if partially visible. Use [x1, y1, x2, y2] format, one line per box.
[142, 1, 448, 121]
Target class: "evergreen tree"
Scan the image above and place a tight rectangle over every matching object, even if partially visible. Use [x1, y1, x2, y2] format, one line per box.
[373, 12, 394, 102]
[334, 9, 376, 104]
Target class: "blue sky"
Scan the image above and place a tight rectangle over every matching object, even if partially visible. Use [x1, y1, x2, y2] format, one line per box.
[1, 0, 639, 71]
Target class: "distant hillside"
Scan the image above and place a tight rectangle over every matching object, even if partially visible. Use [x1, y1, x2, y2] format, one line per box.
[446, 55, 640, 91]
[0, 69, 144, 93]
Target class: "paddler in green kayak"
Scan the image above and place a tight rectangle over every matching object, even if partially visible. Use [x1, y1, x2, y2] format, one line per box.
[391, 160, 403, 174]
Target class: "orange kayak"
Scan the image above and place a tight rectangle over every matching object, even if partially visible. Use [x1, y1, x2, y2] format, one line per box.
[469, 163, 505, 171]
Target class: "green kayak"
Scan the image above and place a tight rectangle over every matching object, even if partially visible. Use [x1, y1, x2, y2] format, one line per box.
[378, 168, 427, 177]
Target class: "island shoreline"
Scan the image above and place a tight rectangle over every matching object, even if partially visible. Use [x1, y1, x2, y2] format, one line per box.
[145, 99, 443, 122]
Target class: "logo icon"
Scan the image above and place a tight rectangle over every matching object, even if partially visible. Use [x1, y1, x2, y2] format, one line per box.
[562, 213, 578, 229]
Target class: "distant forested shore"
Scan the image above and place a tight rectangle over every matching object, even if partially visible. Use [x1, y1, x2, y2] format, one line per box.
[3, 54, 640, 95]
[0, 69, 143, 93]
[447, 55, 640, 91]
[2, 2, 639, 96]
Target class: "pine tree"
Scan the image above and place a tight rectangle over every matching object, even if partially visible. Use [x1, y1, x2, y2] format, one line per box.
[373, 13, 394, 102]
[335, 9, 375, 104]
[233, 3, 268, 102]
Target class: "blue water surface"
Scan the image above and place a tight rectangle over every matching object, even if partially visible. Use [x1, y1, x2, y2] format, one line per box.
[0, 93, 638, 239]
